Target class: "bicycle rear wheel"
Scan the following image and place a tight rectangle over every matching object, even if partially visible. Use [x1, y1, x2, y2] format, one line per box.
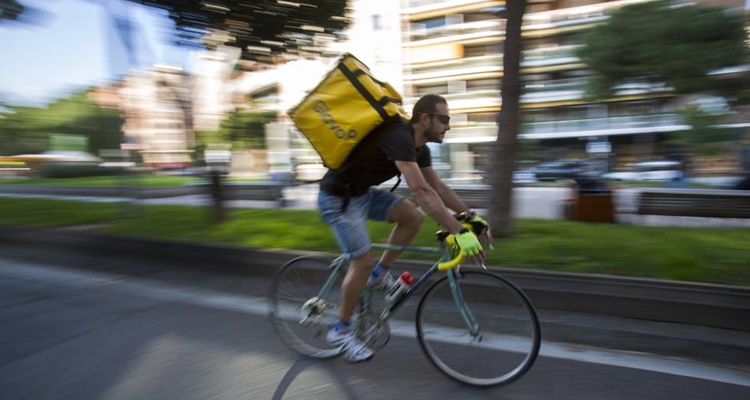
[416, 269, 541, 387]
[268, 256, 343, 359]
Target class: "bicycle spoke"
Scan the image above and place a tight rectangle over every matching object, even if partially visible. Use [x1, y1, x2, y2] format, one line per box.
[416, 270, 541, 387]
[268, 256, 344, 359]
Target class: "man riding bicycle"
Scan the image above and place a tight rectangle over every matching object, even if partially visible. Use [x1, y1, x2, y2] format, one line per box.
[317, 94, 491, 362]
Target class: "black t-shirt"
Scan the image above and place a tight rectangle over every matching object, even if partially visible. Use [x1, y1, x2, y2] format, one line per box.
[320, 121, 432, 197]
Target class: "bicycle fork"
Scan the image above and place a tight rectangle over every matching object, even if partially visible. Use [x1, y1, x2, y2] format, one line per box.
[447, 270, 482, 340]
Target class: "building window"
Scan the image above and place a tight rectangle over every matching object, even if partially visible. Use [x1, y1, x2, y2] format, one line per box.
[466, 78, 499, 91]
[464, 12, 497, 23]
[416, 84, 448, 96]
[559, 0, 599, 8]
[467, 112, 497, 124]
[414, 16, 446, 30]
[372, 14, 382, 31]
[464, 43, 503, 58]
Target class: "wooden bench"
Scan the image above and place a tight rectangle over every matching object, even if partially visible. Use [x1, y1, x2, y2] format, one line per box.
[195, 181, 289, 207]
[220, 182, 289, 207]
[637, 188, 750, 219]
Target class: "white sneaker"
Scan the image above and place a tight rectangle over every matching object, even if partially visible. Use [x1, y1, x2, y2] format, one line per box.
[368, 271, 395, 291]
[326, 327, 375, 363]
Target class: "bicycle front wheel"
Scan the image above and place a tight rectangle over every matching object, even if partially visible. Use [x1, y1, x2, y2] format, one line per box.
[416, 269, 541, 387]
[268, 256, 343, 359]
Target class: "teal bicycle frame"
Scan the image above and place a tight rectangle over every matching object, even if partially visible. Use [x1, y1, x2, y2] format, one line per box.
[313, 240, 479, 337]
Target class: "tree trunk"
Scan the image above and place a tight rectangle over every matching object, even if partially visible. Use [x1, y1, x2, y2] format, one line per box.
[489, 0, 526, 238]
[209, 168, 226, 223]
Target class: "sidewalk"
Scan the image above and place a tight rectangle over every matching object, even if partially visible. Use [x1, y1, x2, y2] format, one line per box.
[3, 183, 750, 228]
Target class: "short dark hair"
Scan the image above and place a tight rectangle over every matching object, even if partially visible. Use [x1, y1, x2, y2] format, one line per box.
[410, 94, 447, 124]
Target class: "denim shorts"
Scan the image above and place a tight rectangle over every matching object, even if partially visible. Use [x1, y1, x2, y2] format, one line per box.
[318, 187, 405, 259]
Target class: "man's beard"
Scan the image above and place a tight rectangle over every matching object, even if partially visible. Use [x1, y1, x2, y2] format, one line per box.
[425, 125, 444, 143]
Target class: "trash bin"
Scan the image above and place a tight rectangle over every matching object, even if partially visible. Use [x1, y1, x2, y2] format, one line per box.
[568, 177, 615, 223]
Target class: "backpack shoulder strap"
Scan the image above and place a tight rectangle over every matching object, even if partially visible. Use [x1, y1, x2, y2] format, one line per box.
[389, 174, 401, 192]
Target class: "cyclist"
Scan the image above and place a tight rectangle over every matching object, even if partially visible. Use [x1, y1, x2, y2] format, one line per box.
[318, 94, 490, 362]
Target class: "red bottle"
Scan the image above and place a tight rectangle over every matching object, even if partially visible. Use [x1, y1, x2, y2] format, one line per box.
[385, 271, 414, 304]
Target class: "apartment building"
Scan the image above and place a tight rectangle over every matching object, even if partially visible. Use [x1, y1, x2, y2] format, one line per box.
[401, 0, 747, 174]
[120, 65, 194, 168]
[217, 0, 745, 176]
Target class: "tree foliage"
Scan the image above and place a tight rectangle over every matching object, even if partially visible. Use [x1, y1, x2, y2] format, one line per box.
[127, 0, 350, 62]
[0, 89, 124, 156]
[576, 1, 747, 99]
[666, 106, 739, 156]
[218, 108, 276, 149]
[0, 0, 44, 24]
[0, 0, 24, 21]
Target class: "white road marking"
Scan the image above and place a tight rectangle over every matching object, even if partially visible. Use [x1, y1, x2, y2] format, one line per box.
[1, 258, 749, 388]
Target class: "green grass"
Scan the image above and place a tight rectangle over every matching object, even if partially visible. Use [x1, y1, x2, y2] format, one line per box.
[0, 175, 204, 187]
[0, 198, 122, 227]
[1, 197, 748, 287]
[0, 174, 267, 187]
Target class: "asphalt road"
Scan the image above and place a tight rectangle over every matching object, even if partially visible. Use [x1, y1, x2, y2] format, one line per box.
[1, 255, 748, 400]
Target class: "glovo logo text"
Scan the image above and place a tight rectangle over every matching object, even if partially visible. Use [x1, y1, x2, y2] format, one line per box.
[313, 100, 357, 139]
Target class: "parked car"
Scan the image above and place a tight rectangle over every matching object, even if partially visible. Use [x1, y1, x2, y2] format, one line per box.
[513, 169, 537, 183]
[532, 159, 586, 182]
[602, 161, 681, 182]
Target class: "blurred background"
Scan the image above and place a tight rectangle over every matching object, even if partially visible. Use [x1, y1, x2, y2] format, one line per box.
[0, 0, 748, 188]
[2, 4, 750, 397]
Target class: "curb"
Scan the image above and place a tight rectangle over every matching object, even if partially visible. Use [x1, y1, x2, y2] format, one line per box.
[2, 225, 748, 333]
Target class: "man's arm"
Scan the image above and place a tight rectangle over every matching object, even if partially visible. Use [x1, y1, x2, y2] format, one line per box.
[422, 165, 492, 243]
[420, 165, 471, 214]
[395, 160, 466, 234]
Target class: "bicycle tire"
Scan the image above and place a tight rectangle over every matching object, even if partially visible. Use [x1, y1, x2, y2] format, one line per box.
[268, 255, 344, 359]
[415, 269, 541, 387]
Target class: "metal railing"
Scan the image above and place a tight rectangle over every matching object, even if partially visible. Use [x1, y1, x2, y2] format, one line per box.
[522, 114, 685, 135]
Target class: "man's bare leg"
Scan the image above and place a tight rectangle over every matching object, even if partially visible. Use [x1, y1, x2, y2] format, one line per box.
[330, 250, 377, 362]
[337, 200, 423, 322]
[338, 250, 376, 322]
[379, 199, 424, 267]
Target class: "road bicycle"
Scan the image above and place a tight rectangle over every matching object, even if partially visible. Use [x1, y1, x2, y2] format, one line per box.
[268, 229, 541, 387]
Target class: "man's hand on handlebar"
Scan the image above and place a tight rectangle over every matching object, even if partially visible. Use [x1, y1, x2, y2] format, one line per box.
[454, 229, 485, 265]
[455, 211, 494, 249]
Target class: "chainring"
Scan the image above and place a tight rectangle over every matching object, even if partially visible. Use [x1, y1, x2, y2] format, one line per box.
[356, 313, 391, 351]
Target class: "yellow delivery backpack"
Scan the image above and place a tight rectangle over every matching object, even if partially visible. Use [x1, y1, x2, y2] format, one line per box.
[289, 53, 408, 170]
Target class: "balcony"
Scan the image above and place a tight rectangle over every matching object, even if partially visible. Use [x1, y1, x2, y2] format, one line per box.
[522, 45, 583, 68]
[404, 0, 505, 19]
[523, 0, 647, 33]
[408, 18, 505, 42]
[441, 114, 688, 143]
[405, 0, 483, 8]
[443, 89, 501, 102]
[406, 55, 503, 82]
[444, 123, 498, 144]
[405, 46, 583, 83]
[523, 77, 587, 93]
[524, 12, 607, 33]
[521, 114, 688, 139]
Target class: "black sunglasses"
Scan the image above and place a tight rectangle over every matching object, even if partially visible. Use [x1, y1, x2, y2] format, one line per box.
[427, 113, 451, 125]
